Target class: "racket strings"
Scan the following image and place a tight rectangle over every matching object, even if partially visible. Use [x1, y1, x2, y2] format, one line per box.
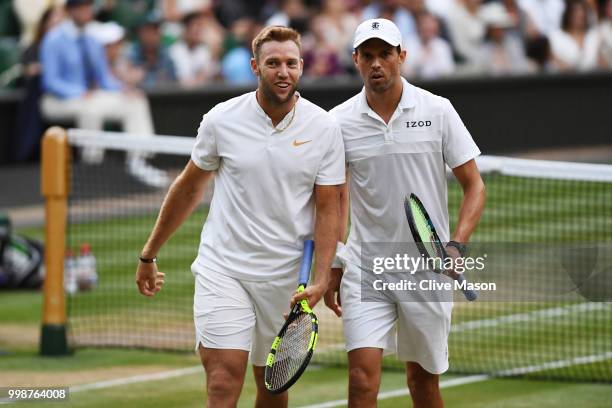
[410, 199, 442, 258]
[267, 312, 313, 390]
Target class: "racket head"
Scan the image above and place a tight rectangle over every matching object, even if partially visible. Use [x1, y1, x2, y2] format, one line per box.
[265, 240, 318, 393]
[404, 193, 447, 262]
[404, 193, 478, 301]
[264, 299, 318, 394]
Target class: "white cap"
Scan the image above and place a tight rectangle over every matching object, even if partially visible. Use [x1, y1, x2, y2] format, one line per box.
[353, 18, 402, 49]
[88, 21, 125, 46]
[479, 3, 514, 28]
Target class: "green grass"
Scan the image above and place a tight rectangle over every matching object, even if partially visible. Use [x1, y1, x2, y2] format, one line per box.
[0, 291, 42, 324]
[0, 348, 198, 372]
[1, 356, 611, 407]
[380, 378, 612, 408]
[2, 170, 611, 406]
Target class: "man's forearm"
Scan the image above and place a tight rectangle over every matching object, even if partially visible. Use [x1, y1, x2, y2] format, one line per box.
[338, 177, 349, 243]
[141, 167, 212, 258]
[451, 181, 486, 244]
[313, 186, 341, 287]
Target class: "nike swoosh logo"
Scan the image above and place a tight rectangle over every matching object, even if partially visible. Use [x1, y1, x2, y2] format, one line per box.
[292, 139, 312, 147]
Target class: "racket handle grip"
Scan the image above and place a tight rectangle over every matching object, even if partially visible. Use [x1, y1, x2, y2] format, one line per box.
[456, 274, 478, 301]
[298, 240, 315, 286]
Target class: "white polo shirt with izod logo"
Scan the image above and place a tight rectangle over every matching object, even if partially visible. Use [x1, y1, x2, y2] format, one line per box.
[190, 91, 345, 280]
[330, 77, 481, 268]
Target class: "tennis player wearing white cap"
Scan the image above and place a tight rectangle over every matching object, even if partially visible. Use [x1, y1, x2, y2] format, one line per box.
[326, 18, 486, 407]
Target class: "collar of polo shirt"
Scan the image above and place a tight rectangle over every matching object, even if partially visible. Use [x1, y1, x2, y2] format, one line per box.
[358, 77, 417, 117]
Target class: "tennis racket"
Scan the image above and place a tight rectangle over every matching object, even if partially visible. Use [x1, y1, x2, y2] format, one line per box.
[404, 193, 478, 301]
[265, 240, 318, 394]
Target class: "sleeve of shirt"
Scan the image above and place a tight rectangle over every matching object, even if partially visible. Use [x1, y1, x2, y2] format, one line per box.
[441, 98, 481, 169]
[315, 121, 346, 185]
[40, 35, 85, 99]
[191, 113, 220, 171]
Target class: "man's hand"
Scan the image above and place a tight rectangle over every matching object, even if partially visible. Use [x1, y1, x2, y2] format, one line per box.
[444, 244, 462, 280]
[324, 268, 343, 317]
[290, 283, 327, 310]
[136, 262, 165, 297]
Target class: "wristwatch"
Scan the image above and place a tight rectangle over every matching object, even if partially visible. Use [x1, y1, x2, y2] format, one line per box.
[446, 241, 468, 257]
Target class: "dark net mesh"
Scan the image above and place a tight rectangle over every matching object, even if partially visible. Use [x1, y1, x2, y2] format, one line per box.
[64, 133, 612, 382]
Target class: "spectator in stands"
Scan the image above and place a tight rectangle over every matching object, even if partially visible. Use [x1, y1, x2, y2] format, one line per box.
[600, 0, 612, 67]
[516, 0, 565, 38]
[89, 21, 144, 88]
[10, 6, 64, 162]
[476, 2, 530, 75]
[21, 7, 65, 82]
[220, 17, 258, 84]
[266, 0, 309, 27]
[426, 0, 453, 19]
[402, 11, 455, 78]
[128, 12, 177, 89]
[362, 0, 416, 39]
[95, 0, 157, 38]
[302, 21, 344, 79]
[499, 0, 531, 39]
[446, 0, 486, 66]
[549, 0, 602, 71]
[161, 0, 225, 59]
[525, 34, 561, 72]
[310, 0, 359, 71]
[12, 0, 66, 46]
[40, 0, 168, 187]
[169, 11, 219, 88]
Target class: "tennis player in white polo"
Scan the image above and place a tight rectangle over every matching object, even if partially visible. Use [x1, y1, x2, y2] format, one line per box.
[136, 26, 345, 407]
[325, 19, 486, 407]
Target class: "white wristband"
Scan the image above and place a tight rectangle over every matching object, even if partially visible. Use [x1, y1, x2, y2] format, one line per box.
[331, 241, 345, 269]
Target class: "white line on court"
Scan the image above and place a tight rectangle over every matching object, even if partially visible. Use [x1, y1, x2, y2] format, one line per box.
[3, 304, 608, 405]
[295, 352, 612, 408]
[70, 365, 202, 392]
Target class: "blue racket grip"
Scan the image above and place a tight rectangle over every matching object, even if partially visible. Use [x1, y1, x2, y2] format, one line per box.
[455, 273, 478, 301]
[298, 240, 315, 286]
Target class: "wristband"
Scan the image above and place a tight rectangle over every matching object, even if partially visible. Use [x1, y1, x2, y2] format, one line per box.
[139, 255, 157, 263]
[446, 241, 468, 257]
[331, 242, 345, 269]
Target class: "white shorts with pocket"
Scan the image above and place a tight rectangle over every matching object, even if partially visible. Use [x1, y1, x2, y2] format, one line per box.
[340, 262, 453, 374]
[193, 265, 296, 366]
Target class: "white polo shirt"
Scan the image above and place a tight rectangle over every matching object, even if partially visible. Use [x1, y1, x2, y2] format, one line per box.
[191, 91, 345, 280]
[330, 77, 480, 268]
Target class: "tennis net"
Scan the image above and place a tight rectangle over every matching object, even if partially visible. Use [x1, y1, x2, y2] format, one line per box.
[58, 129, 612, 382]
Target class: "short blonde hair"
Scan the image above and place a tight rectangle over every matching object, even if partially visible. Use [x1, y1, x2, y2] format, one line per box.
[251, 26, 301, 61]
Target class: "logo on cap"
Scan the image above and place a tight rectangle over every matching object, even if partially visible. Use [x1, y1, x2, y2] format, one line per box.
[371, 22, 380, 30]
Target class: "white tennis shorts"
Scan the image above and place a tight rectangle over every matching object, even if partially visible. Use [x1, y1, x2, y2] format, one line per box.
[192, 265, 296, 366]
[340, 262, 453, 374]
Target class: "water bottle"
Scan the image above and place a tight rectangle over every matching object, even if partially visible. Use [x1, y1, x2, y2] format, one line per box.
[77, 242, 98, 292]
[64, 249, 77, 295]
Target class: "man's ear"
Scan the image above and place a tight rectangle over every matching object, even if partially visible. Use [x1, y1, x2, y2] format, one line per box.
[399, 49, 407, 65]
[250, 57, 259, 76]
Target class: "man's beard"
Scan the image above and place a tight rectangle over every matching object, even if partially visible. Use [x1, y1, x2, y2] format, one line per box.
[259, 77, 298, 106]
[367, 76, 394, 94]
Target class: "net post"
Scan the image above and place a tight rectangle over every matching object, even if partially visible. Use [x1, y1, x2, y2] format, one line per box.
[40, 127, 70, 356]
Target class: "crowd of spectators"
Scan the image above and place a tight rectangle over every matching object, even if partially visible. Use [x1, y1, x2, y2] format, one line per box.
[1, 0, 611, 165]
[1, 0, 612, 92]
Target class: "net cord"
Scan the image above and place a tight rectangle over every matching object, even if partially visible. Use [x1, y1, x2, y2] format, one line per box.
[67, 129, 612, 182]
